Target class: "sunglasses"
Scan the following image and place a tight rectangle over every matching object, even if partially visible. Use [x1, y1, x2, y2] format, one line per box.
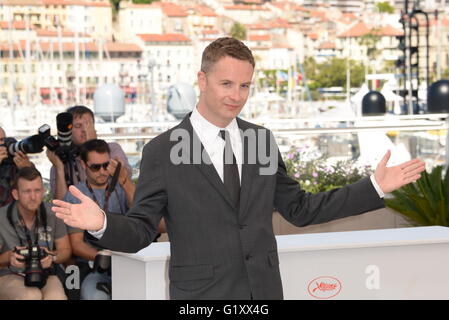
[87, 161, 110, 172]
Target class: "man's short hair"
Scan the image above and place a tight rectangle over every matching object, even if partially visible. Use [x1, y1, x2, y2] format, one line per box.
[12, 167, 42, 190]
[79, 139, 110, 163]
[201, 37, 255, 73]
[66, 105, 95, 120]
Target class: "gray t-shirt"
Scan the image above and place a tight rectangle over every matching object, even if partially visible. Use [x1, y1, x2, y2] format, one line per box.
[0, 202, 68, 277]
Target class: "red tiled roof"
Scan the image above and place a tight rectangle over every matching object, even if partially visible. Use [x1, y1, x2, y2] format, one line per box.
[338, 21, 403, 37]
[310, 10, 326, 20]
[428, 17, 449, 27]
[36, 29, 90, 37]
[248, 34, 271, 41]
[105, 42, 141, 52]
[224, 4, 269, 11]
[154, 2, 188, 17]
[194, 5, 217, 17]
[137, 33, 191, 42]
[338, 21, 370, 37]
[269, 18, 290, 29]
[64, 0, 110, 7]
[0, 20, 31, 30]
[247, 23, 269, 30]
[318, 41, 336, 50]
[308, 33, 318, 40]
[377, 25, 403, 37]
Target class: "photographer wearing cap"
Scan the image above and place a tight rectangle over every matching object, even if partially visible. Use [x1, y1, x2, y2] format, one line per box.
[47, 105, 132, 201]
[0, 167, 71, 300]
[0, 127, 35, 207]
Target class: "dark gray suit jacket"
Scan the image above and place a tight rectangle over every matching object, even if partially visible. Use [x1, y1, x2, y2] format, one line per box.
[89, 115, 384, 299]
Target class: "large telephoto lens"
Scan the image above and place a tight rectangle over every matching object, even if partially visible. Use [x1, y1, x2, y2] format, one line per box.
[7, 134, 44, 155]
[56, 112, 73, 147]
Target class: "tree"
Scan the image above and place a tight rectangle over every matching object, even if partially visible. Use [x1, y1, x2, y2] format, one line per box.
[358, 29, 381, 61]
[132, 0, 155, 4]
[375, 1, 395, 14]
[304, 57, 365, 90]
[230, 22, 247, 41]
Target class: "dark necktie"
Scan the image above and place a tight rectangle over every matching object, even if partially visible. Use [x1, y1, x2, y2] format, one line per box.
[220, 130, 240, 209]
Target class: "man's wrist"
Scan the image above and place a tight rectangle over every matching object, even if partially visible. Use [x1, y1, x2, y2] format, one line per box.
[88, 209, 107, 239]
[370, 174, 385, 198]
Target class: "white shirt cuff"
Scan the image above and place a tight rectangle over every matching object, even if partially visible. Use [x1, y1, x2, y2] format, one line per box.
[87, 209, 107, 239]
[370, 174, 385, 198]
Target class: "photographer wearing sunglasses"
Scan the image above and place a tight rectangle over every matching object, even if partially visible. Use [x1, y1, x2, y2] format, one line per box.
[61, 139, 139, 300]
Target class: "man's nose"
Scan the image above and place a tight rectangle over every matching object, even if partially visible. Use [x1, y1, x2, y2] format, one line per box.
[229, 87, 241, 102]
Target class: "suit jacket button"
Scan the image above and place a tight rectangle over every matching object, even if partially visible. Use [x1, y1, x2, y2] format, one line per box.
[239, 224, 246, 230]
[245, 254, 252, 261]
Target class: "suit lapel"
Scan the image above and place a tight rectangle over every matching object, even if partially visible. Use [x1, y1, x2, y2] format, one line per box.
[178, 114, 237, 211]
[237, 118, 258, 216]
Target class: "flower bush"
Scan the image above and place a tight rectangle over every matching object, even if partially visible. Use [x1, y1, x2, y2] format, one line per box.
[284, 145, 373, 193]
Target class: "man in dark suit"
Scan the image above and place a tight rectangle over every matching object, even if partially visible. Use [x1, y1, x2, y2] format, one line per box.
[52, 37, 425, 300]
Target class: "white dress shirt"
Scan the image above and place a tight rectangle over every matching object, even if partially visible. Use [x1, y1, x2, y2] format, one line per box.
[190, 106, 242, 184]
[89, 107, 384, 237]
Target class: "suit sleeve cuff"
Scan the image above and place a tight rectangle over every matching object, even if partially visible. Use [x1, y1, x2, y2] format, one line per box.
[87, 209, 107, 239]
[370, 174, 385, 198]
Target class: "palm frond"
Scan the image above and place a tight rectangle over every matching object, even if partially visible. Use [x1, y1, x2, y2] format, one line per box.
[385, 165, 449, 227]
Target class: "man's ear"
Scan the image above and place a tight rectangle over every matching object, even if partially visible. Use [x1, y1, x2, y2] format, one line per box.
[197, 70, 206, 92]
[12, 189, 18, 201]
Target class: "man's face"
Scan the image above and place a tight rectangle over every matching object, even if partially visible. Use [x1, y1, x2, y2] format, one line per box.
[83, 151, 110, 188]
[72, 113, 96, 146]
[197, 55, 253, 127]
[12, 177, 44, 213]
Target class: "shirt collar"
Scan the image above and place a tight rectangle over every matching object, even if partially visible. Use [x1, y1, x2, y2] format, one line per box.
[190, 106, 239, 144]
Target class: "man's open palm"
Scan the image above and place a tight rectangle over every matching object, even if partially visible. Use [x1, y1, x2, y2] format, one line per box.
[52, 185, 105, 231]
[374, 150, 425, 194]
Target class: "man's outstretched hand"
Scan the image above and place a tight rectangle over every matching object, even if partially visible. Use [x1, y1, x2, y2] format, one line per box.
[374, 150, 426, 194]
[52, 185, 105, 231]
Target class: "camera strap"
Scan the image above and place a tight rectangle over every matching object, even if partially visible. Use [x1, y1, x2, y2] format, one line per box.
[86, 181, 112, 213]
[64, 158, 82, 187]
[7, 202, 50, 248]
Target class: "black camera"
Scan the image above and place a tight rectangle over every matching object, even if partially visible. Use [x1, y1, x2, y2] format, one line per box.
[39, 112, 78, 163]
[14, 245, 48, 288]
[93, 251, 111, 276]
[1, 134, 45, 158]
[42, 112, 78, 163]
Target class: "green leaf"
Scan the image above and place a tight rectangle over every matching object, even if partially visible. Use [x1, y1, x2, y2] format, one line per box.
[385, 165, 449, 227]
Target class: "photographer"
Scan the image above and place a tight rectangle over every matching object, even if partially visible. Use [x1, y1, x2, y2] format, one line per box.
[63, 139, 141, 300]
[0, 167, 71, 300]
[0, 127, 35, 207]
[47, 106, 131, 200]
